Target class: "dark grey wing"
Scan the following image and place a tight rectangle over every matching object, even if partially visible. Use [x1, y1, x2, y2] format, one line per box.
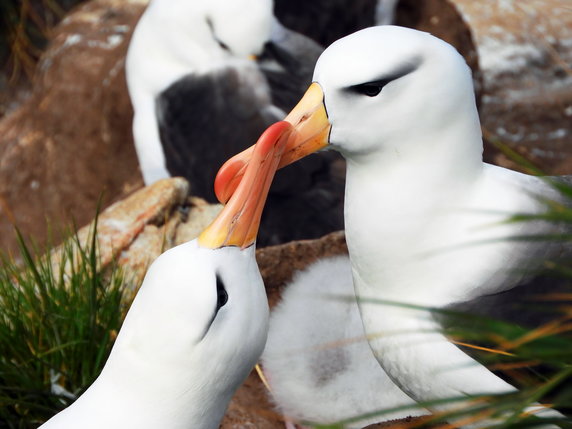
[439, 273, 572, 397]
[548, 174, 572, 190]
[274, 0, 376, 46]
[258, 18, 323, 111]
[443, 272, 571, 329]
[438, 176, 572, 394]
[438, 246, 572, 397]
[156, 67, 276, 202]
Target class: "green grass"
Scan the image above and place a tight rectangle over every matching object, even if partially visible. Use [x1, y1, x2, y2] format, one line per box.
[0, 219, 127, 428]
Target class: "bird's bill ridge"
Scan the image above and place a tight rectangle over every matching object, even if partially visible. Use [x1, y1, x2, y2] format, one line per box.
[198, 121, 292, 249]
[214, 82, 331, 204]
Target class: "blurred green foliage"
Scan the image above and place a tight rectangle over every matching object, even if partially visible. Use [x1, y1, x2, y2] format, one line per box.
[0, 221, 127, 428]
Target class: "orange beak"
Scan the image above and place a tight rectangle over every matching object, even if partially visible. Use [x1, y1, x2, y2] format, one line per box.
[214, 83, 331, 204]
[198, 121, 293, 249]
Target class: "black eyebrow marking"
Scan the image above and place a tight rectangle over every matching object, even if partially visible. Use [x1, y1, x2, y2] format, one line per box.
[347, 58, 421, 97]
[206, 17, 231, 52]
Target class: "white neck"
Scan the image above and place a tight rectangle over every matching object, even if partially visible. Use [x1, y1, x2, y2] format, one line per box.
[47, 334, 235, 429]
[344, 112, 484, 303]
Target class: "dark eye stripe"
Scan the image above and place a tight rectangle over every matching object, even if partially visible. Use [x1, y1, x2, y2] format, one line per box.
[347, 59, 421, 97]
[215, 274, 228, 313]
[350, 79, 393, 97]
[206, 18, 231, 52]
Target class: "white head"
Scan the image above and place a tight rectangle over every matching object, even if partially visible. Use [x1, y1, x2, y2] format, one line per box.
[103, 123, 294, 425]
[105, 243, 266, 421]
[314, 26, 481, 163]
[215, 26, 484, 198]
[141, 0, 273, 62]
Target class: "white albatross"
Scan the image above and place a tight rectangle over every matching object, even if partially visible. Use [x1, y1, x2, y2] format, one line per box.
[126, 0, 345, 246]
[215, 26, 567, 423]
[126, 0, 279, 189]
[39, 121, 293, 429]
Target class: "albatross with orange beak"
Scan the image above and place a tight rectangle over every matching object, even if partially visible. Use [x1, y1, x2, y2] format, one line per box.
[215, 26, 567, 422]
[40, 122, 292, 429]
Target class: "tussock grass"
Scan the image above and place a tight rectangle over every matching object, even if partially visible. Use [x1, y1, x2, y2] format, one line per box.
[0, 220, 127, 428]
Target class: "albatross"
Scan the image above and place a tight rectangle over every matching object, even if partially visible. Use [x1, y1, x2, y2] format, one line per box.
[215, 26, 568, 422]
[39, 121, 292, 429]
[126, 0, 344, 246]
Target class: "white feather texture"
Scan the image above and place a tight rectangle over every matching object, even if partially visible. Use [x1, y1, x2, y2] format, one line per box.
[40, 242, 268, 429]
[309, 26, 566, 420]
[263, 256, 427, 428]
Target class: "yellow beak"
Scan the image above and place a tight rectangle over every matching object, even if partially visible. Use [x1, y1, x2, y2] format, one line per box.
[214, 83, 331, 204]
[198, 121, 293, 249]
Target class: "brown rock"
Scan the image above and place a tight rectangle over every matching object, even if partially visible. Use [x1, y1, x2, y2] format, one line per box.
[174, 197, 223, 246]
[0, 0, 147, 256]
[50, 177, 188, 282]
[221, 371, 285, 428]
[120, 195, 222, 292]
[445, 0, 572, 173]
[48, 177, 226, 296]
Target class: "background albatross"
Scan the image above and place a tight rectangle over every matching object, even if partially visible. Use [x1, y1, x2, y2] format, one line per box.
[126, 0, 344, 246]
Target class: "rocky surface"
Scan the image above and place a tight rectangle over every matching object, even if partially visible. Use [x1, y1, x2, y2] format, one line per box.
[0, 0, 145, 257]
[447, 0, 572, 172]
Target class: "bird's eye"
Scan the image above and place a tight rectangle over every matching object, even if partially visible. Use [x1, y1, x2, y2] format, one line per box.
[215, 275, 228, 313]
[350, 80, 391, 97]
[216, 39, 231, 52]
[198, 274, 229, 341]
[206, 18, 231, 52]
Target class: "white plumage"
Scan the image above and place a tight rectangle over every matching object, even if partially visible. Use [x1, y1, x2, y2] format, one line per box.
[312, 27, 568, 408]
[39, 120, 295, 429]
[263, 256, 427, 428]
[40, 244, 268, 429]
[216, 25, 568, 424]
